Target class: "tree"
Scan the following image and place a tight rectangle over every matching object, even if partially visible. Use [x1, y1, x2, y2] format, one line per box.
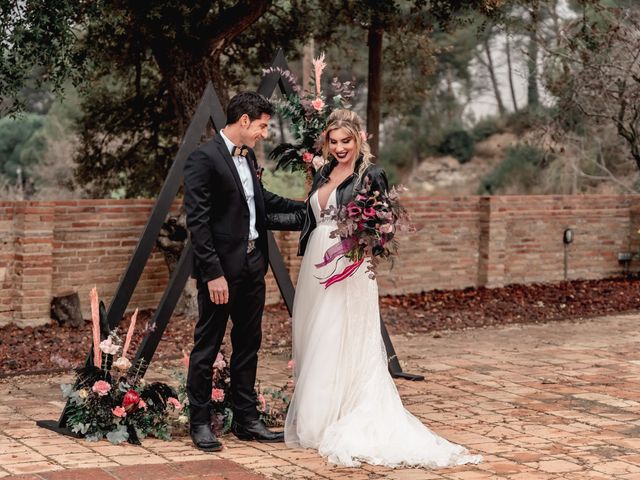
[475, 22, 507, 116]
[312, 0, 504, 157]
[2, 0, 504, 197]
[546, 4, 640, 174]
[1, 1, 312, 197]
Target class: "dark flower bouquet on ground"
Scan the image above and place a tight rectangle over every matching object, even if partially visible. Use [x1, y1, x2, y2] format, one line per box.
[61, 288, 181, 445]
[175, 352, 292, 436]
[263, 52, 355, 174]
[316, 178, 416, 288]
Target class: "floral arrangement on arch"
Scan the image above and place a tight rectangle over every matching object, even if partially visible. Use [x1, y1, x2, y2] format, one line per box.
[61, 288, 181, 445]
[316, 179, 417, 288]
[263, 52, 356, 174]
[174, 353, 293, 435]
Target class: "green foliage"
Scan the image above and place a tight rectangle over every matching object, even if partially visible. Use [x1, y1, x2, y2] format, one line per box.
[0, 84, 82, 198]
[380, 123, 421, 172]
[437, 128, 475, 164]
[472, 116, 503, 141]
[0, 1, 90, 115]
[479, 143, 548, 194]
[505, 106, 555, 136]
[266, 65, 355, 173]
[1, 0, 506, 197]
[261, 168, 306, 200]
[0, 113, 47, 180]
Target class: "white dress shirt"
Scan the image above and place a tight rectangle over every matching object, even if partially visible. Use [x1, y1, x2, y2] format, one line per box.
[220, 130, 258, 241]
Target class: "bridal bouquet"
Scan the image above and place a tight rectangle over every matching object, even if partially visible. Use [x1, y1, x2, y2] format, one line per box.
[316, 179, 416, 288]
[61, 288, 180, 445]
[263, 52, 355, 174]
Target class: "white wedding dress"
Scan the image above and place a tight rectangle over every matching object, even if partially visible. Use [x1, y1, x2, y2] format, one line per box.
[284, 188, 482, 468]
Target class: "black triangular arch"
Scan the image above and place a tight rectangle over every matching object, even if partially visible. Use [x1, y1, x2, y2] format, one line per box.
[39, 49, 420, 435]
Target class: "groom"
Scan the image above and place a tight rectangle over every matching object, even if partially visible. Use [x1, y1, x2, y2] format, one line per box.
[183, 92, 303, 451]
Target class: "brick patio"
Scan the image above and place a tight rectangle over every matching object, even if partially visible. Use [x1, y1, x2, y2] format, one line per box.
[2, 313, 640, 479]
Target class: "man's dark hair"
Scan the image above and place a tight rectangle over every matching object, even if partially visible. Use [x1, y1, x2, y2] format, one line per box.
[226, 92, 274, 125]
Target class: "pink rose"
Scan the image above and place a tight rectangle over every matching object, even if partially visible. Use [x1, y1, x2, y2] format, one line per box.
[212, 352, 226, 371]
[167, 397, 182, 410]
[380, 223, 395, 234]
[211, 388, 225, 402]
[311, 97, 325, 111]
[112, 406, 126, 418]
[312, 155, 325, 171]
[99, 337, 119, 356]
[257, 394, 267, 412]
[138, 399, 148, 410]
[92, 380, 111, 397]
[302, 152, 314, 163]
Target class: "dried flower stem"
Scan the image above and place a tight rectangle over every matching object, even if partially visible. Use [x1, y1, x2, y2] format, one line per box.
[90, 287, 101, 369]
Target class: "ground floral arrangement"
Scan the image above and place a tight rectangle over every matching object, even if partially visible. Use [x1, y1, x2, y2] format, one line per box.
[61, 288, 180, 444]
[61, 289, 292, 445]
[174, 353, 293, 436]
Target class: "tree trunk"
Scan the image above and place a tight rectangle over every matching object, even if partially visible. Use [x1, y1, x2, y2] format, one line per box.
[51, 291, 83, 328]
[149, 0, 272, 133]
[483, 35, 506, 116]
[505, 30, 519, 113]
[366, 19, 384, 159]
[527, 3, 540, 110]
[551, 0, 561, 47]
[156, 210, 198, 318]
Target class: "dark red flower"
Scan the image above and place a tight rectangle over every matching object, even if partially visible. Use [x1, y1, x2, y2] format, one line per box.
[347, 204, 362, 218]
[122, 389, 141, 412]
[363, 207, 376, 218]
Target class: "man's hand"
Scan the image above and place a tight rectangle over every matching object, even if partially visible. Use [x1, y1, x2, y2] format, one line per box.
[208, 276, 229, 304]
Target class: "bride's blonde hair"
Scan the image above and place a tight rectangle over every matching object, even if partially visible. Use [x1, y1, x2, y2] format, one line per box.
[321, 109, 374, 179]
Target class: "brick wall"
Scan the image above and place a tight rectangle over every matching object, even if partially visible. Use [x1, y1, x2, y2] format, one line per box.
[1, 196, 639, 327]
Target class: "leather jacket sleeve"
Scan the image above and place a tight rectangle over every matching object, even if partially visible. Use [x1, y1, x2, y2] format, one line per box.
[266, 207, 306, 231]
[262, 188, 306, 213]
[364, 165, 390, 196]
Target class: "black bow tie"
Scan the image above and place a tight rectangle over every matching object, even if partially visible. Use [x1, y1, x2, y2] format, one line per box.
[231, 145, 249, 158]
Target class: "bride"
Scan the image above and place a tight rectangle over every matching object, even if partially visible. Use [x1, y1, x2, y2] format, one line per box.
[282, 109, 482, 468]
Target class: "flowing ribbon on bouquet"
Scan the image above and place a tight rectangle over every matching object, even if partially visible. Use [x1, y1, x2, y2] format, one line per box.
[315, 237, 357, 268]
[319, 258, 364, 289]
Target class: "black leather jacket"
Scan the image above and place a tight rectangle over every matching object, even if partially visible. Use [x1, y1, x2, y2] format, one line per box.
[268, 157, 389, 256]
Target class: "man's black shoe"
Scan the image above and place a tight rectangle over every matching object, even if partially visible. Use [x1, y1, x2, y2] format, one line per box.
[190, 424, 223, 452]
[231, 418, 285, 442]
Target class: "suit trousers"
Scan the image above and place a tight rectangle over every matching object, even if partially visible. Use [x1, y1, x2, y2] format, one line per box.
[186, 248, 267, 425]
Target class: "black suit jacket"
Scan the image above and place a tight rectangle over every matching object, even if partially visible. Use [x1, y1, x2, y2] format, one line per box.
[184, 134, 304, 284]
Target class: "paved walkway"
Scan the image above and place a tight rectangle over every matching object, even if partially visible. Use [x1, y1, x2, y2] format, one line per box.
[2, 313, 640, 479]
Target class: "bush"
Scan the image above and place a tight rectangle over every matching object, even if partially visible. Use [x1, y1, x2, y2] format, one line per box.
[472, 117, 503, 141]
[0, 114, 47, 181]
[379, 131, 416, 172]
[479, 144, 548, 195]
[261, 168, 306, 199]
[437, 129, 475, 164]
